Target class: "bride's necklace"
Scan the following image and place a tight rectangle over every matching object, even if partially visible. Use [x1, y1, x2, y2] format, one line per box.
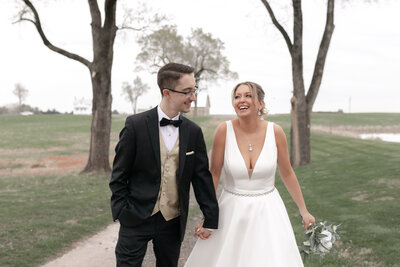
[238, 122, 257, 152]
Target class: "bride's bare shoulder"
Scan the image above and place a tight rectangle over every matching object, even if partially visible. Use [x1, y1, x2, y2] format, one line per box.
[214, 121, 228, 138]
[271, 122, 287, 143]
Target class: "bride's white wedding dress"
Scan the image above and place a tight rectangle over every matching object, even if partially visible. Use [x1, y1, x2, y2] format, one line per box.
[185, 120, 303, 267]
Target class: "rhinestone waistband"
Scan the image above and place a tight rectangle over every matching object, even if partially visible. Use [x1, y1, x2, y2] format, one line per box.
[223, 187, 275, 197]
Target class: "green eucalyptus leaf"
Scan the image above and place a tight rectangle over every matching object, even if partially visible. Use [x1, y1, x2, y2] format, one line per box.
[318, 233, 328, 239]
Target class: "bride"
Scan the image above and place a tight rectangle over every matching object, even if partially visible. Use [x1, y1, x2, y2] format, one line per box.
[185, 82, 315, 267]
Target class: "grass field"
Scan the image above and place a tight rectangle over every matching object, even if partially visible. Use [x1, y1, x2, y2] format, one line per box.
[0, 113, 399, 266]
[268, 112, 400, 127]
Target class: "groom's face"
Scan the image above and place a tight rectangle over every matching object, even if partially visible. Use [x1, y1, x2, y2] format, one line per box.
[170, 73, 197, 113]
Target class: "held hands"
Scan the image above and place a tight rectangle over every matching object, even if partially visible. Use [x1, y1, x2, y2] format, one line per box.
[194, 219, 212, 240]
[301, 211, 316, 230]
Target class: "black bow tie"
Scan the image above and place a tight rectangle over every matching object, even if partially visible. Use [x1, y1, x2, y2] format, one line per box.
[160, 118, 182, 127]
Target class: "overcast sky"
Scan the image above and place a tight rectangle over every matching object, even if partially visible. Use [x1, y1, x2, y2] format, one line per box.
[1, 0, 399, 115]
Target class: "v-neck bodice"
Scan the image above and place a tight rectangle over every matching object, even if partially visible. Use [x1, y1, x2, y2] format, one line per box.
[231, 120, 268, 178]
[221, 120, 277, 193]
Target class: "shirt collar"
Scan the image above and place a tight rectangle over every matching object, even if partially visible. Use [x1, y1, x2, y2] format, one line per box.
[157, 105, 180, 122]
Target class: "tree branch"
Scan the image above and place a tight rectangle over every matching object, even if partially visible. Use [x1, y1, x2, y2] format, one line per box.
[13, 17, 35, 24]
[202, 68, 217, 74]
[87, 0, 101, 28]
[306, 0, 335, 111]
[118, 25, 148, 31]
[260, 0, 293, 52]
[19, 0, 91, 68]
[103, 0, 117, 31]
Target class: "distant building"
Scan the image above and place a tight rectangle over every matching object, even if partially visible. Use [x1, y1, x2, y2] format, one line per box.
[73, 97, 91, 115]
[187, 94, 211, 116]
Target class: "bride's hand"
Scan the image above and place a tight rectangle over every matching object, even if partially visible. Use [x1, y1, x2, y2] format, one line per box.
[194, 220, 203, 235]
[301, 211, 315, 230]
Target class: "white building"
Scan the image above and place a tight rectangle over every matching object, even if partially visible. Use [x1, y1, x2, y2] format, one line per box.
[73, 97, 91, 115]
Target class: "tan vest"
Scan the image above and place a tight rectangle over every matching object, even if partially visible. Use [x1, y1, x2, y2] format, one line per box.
[151, 133, 180, 221]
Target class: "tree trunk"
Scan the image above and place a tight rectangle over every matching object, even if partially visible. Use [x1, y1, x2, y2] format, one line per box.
[289, 0, 310, 166]
[82, 1, 117, 173]
[193, 97, 198, 119]
[289, 0, 333, 166]
[290, 89, 311, 166]
[193, 75, 201, 120]
[18, 0, 118, 173]
[260, 0, 334, 166]
[82, 67, 112, 173]
[133, 96, 138, 114]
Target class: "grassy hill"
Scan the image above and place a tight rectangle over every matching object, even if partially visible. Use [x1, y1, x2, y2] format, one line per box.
[0, 113, 399, 266]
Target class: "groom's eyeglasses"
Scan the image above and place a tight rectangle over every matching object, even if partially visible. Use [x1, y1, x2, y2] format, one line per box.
[164, 86, 199, 98]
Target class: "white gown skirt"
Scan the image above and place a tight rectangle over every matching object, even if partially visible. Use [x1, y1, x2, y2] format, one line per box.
[185, 188, 304, 267]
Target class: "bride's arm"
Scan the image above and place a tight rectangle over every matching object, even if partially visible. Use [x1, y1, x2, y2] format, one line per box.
[210, 122, 226, 191]
[274, 124, 315, 229]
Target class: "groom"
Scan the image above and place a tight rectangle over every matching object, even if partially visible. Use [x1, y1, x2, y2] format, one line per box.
[109, 63, 219, 267]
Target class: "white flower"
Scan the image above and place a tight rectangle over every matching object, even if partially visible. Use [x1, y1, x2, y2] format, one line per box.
[318, 230, 333, 253]
[301, 220, 342, 260]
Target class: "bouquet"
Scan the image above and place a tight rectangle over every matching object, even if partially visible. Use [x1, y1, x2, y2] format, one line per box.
[300, 221, 342, 260]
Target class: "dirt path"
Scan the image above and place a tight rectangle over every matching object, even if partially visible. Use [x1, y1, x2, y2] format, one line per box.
[41, 223, 119, 267]
[41, 217, 201, 267]
[41, 188, 205, 267]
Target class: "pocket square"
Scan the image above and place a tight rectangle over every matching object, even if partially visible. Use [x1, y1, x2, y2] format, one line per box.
[186, 151, 195, 156]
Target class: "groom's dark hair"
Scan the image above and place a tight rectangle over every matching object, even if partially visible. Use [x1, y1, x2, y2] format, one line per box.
[157, 63, 194, 95]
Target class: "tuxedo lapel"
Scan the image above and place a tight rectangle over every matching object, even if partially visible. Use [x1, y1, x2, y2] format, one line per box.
[146, 108, 161, 170]
[178, 117, 189, 181]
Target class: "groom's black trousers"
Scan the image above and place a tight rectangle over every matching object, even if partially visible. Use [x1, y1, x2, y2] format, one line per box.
[115, 212, 181, 267]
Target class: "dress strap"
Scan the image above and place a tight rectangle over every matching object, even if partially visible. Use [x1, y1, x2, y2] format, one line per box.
[225, 120, 233, 132]
[224, 120, 234, 147]
[267, 122, 276, 146]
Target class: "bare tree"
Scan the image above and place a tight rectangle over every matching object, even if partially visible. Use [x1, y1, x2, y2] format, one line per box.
[13, 83, 29, 111]
[121, 77, 150, 114]
[136, 25, 238, 119]
[14, 1, 162, 173]
[260, 0, 335, 166]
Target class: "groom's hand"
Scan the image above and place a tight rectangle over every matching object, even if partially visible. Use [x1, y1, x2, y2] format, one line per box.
[195, 226, 212, 240]
[194, 221, 212, 240]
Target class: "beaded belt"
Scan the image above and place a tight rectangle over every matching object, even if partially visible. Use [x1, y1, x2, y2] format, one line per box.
[223, 187, 275, 197]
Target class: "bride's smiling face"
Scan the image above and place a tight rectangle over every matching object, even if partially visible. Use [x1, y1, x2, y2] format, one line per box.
[232, 84, 263, 117]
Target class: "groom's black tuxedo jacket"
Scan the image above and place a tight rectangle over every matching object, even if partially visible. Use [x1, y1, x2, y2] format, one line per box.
[109, 107, 219, 241]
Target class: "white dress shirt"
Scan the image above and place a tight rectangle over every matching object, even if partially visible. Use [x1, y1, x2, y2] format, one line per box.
[157, 105, 180, 153]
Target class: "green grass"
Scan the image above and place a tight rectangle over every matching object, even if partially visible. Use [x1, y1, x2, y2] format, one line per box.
[310, 112, 400, 126]
[266, 112, 400, 127]
[0, 173, 111, 267]
[194, 114, 400, 266]
[277, 130, 400, 266]
[0, 113, 399, 266]
[0, 115, 92, 149]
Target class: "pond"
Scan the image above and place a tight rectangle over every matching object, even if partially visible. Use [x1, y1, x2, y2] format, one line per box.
[360, 133, 400, 143]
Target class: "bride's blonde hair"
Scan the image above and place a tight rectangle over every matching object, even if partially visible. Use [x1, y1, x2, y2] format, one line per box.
[231, 81, 267, 117]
